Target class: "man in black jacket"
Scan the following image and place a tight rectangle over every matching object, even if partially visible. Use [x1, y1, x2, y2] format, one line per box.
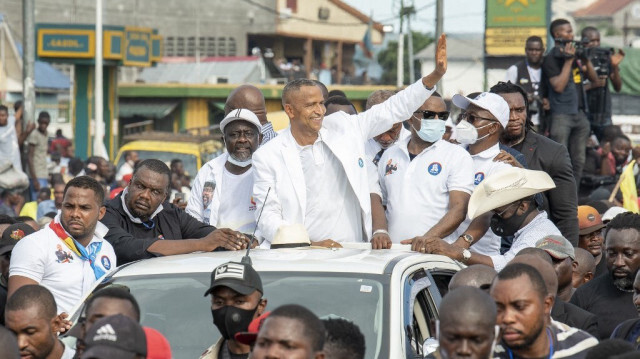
[102, 159, 249, 265]
[491, 81, 579, 246]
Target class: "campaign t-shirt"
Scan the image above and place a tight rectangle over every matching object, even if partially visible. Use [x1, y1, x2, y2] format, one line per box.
[570, 273, 636, 339]
[217, 168, 256, 233]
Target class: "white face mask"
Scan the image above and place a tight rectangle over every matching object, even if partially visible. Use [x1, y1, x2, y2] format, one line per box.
[227, 154, 252, 168]
[454, 120, 493, 145]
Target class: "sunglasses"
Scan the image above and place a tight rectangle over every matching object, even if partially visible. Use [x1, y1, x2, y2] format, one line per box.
[413, 110, 450, 120]
[460, 113, 497, 125]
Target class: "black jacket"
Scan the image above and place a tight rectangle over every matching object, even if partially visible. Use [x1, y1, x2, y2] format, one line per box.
[102, 193, 215, 265]
[515, 131, 579, 245]
[551, 300, 599, 338]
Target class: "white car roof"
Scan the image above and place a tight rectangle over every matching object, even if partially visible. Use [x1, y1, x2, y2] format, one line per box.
[111, 244, 462, 278]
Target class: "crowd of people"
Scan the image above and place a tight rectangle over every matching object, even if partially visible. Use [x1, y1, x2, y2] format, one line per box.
[0, 19, 639, 359]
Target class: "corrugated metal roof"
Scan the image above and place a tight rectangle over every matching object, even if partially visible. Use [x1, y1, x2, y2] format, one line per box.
[15, 43, 70, 90]
[138, 57, 265, 85]
[119, 101, 178, 118]
[573, 0, 634, 17]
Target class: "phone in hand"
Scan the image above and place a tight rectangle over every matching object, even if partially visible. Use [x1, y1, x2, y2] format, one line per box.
[175, 192, 185, 202]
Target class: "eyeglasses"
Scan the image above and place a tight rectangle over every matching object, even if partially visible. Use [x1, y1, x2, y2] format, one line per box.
[460, 112, 497, 125]
[494, 200, 523, 218]
[413, 110, 450, 120]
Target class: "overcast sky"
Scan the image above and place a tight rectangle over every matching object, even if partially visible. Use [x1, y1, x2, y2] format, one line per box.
[344, 0, 485, 34]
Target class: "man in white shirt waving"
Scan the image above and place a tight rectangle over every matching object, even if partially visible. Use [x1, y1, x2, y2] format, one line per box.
[8, 176, 116, 314]
[187, 109, 262, 234]
[252, 35, 448, 248]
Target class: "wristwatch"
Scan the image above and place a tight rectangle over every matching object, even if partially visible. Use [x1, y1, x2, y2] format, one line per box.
[460, 234, 474, 246]
[461, 249, 471, 263]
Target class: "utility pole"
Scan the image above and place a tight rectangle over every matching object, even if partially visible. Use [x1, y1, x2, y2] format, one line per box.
[397, 0, 405, 88]
[407, 2, 415, 83]
[94, 0, 107, 158]
[435, 0, 443, 92]
[23, 0, 36, 126]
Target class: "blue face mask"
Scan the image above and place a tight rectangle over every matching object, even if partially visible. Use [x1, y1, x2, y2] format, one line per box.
[413, 118, 445, 143]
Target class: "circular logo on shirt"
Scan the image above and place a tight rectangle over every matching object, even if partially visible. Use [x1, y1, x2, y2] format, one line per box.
[101, 256, 111, 270]
[358, 158, 364, 168]
[474, 172, 485, 185]
[428, 162, 442, 176]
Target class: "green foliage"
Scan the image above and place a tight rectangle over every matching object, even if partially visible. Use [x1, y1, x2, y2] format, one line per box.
[378, 31, 434, 85]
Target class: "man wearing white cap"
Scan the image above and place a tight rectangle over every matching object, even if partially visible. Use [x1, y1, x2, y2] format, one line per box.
[422, 167, 562, 271]
[450, 92, 514, 256]
[188, 109, 263, 234]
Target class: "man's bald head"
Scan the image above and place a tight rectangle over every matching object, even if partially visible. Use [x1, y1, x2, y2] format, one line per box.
[225, 84, 267, 125]
[440, 286, 497, 329]
[366, 90, 395, 110]
[449, 264, 497, 292]
[573, 247, 596, 289]
[510, 254, 558, 296]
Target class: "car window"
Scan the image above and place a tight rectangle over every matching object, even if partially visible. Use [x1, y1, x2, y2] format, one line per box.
[404, 269, 435, 358]
[94, 272, 389, 359]
[116, 150, 199, 179]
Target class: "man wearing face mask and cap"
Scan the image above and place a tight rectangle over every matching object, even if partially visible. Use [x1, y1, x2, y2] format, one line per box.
[201, 261, 268, 359]
[375, 91, 474, 250]
[449, 92, 515, 257]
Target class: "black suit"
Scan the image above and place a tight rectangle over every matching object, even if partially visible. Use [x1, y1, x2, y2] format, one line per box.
[551, 300, 599, 338]
[510, 131, 579, 245]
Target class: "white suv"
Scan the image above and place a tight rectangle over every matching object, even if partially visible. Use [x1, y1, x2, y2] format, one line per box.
[69, 244, 462, 359]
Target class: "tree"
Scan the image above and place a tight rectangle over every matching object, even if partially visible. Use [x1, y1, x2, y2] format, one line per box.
[378, 31, 434, 85]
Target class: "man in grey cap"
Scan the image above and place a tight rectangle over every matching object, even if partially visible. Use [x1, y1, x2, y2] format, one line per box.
[536, 234, 578, 302]
[201, 261, 268, 359]
[187, 109, 263, 235]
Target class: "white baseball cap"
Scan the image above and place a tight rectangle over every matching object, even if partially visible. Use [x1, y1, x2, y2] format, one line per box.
[220, 108, 262, 134]
[452, 92, 510, 128]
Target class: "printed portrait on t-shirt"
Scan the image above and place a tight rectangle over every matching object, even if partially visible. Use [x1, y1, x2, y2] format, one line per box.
[54, 244, 73, 263]
[202, 181, 215, 209]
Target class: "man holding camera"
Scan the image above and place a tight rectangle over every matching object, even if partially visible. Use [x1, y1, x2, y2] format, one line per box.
[581, 26, 625, 140]
[542, 19, 599, 187]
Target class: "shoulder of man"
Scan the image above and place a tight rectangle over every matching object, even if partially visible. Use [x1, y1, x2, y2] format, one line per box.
[198, 338, 224, 359]
[549, 322, 599, 356]
[570, 273, 607, 305]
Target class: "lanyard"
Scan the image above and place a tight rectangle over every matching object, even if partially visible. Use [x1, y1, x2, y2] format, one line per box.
[506, 328, 554, 359]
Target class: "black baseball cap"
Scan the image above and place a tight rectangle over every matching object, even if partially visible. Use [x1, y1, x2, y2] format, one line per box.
[81, 314, 147, 359]
[0, 223, 35, 256]
[204, 261, 263, 297]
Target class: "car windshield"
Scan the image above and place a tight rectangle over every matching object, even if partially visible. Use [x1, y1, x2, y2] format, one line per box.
[116, 150, 198, 179]
[100, 271, 389, 359]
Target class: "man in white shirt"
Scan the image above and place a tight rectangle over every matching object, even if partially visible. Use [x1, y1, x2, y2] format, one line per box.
[252, 35, 448, 248]
[187, 109, 263, 234]
[116, 151, 138, 182]
[425, 167, 561, 271]
[8, 176, 116, 314]
[5, 285, 76, 359]
[363, 90, 412, 166]
[374, 92, 474, 248]
[449, 92, 514, 256]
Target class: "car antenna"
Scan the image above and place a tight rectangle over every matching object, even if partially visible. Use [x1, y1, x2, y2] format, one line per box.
[241, 187, 271, 265]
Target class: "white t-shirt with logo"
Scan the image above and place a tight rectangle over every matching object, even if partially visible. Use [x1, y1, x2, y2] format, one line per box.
[9, 218, 116, 314]
[456, 143, 513, 256]
[378, 138, 474, 243]
[217, 168, 256, 233]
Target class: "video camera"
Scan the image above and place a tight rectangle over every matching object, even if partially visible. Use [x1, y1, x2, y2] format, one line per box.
[585, 46, 613, 77]
[554, 38, 589, 59]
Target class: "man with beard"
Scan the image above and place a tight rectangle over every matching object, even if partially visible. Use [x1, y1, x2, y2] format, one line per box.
[577, 205, 608, 277]
[363, 90, 411, 166]
[610, 271, 640, 349]
[187, 110, 263, 234]
[225, 85, 277, 145]
[571, 212, 640, 339]
[5, 285, 75, 359]
[504, 36, 547, 130]
[491, 81, 579, 246]
[8, 176, 116, 314]
[200, 261, 267, 359]
[102, 159, 248, 265]
[490, 263, 597, 359]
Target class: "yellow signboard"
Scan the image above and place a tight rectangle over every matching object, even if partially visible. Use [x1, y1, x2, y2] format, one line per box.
[485, 27, 547, 56]
[103, 30, 124, 60]
[38, 28, 95, 59]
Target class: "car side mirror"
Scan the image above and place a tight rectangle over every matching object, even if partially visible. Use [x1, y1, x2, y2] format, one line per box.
[423, 337, 438, 357]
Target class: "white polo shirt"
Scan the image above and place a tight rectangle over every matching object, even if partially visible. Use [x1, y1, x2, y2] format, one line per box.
[378, 137, 474, 243]
[10, 216, 116, 314]
[457, 143, 513, 256]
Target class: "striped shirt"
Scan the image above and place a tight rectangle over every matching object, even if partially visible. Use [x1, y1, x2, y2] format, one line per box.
[261, 121, 277, 145]
[490, 211, 561, 271]
[493, 321, 598, 359]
